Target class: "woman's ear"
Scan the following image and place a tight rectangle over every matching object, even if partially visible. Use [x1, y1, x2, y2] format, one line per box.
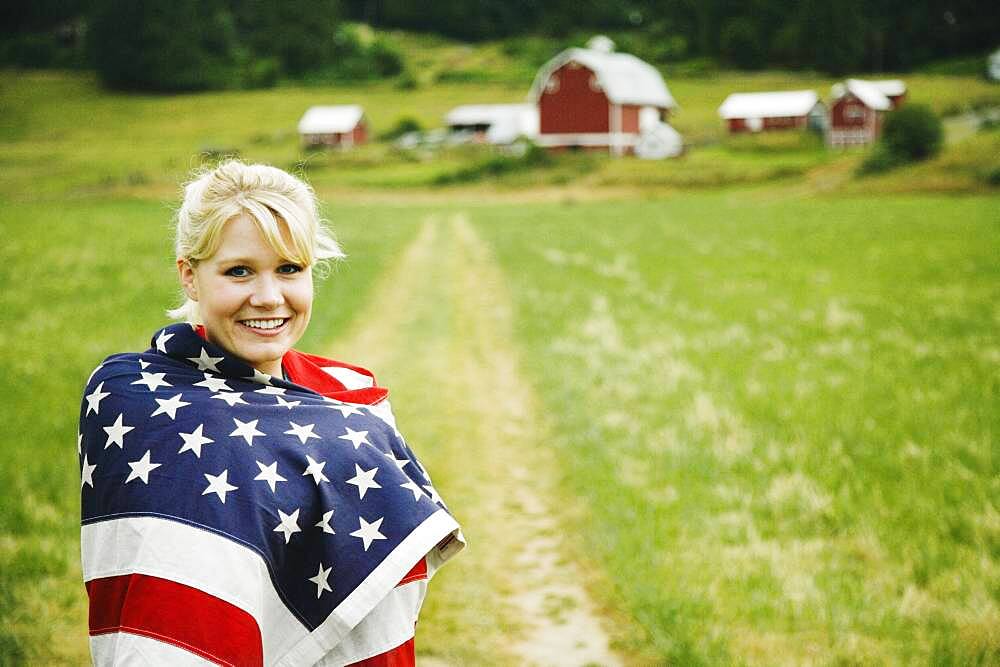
[177, 258, 198, 301]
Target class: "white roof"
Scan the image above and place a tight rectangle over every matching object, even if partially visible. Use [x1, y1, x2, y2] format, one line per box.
[718, 90, 819, 119]
[298, 105, 364, 134]
[529, 47, 676, 108]
[832, 80, 892, 110]
[445, 104, 534, 127]
[868, 79, 906, 97]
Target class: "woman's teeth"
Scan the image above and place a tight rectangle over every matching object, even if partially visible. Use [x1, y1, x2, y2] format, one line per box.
[242, 318, 286, 330]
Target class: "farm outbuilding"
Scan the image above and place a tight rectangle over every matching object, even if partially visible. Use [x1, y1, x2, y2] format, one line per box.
[827, 79, 906, 147]
[297, 105, 368, 149]
[444, 104, 539, 145]
[717, 90, 825, 133]
[528, 36, 678, 156]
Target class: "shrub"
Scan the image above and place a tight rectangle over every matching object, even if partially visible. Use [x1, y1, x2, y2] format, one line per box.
[378, 117, 423, 142]
[881, 104, 944, 162]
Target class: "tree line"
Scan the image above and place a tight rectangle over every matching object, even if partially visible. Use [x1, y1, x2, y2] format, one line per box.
[2, 0, 997, 91]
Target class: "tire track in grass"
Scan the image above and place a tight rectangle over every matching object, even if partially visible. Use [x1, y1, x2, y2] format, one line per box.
[326, 213, 621, 666]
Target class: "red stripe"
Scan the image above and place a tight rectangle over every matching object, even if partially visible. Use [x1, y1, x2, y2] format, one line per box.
[347, 637, 415, 667]
[396, 557, 427, 587]
[87, 574, 263, 667]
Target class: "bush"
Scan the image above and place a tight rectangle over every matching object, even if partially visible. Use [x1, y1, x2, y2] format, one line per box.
[378, 117, 423, 142]
[882, 104, 944, 162]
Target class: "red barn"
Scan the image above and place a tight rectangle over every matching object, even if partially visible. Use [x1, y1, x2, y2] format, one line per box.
[827, 79, 906, 148]
[528, 37, 677, 156]
[718, 90, 824, 133]
[297, 105, 368, 149]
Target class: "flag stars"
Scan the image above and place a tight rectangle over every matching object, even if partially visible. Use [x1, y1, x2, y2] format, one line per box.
[328, 403, 362, 418]
[254, 461, 287, 493]
[346, 464, 381, 500]
[255, 386, 286, 396]
[400, 480, 424, 501]
[188, 348, 224, 373]
[230, 418, 265, 446]
[103, 413, 134, 449]
[273, 508, 301, 544]
[423, 484, 442, 504]
[316, 510, 335, 534]
[125, 450, 161, 485]
[131, 372, 171, 392]
[350, 516, 387, 551]
[245, 368, 272, 386]
[302, 455, 330, 485]
[151, 393, 191, 420]
[202, 470, 238, 503]
[338, 427, 370, 450]
[178, 424, 214, 458]
[85, 382, 111, 416]
[155, 330, 174, 353]
[285, 422, 320, 445]
[308, 562, 333, 598]
[81, 454, 97, 489]
[275, 396, 301, 410]
[212, 392, 248, 407]
[194, 373, 231, 393]
[384, 451, 411, 471]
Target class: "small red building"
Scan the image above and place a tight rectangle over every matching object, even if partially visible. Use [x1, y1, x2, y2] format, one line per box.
[827, 79, 906, 148]
[718, 90, 824, 133]
[297, 105, 368, 149]
[528, 37, 677, 156]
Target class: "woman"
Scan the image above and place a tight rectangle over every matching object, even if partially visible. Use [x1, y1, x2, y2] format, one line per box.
[79, 161, 463, 666]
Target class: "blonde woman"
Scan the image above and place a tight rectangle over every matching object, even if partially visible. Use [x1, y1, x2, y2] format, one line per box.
[79, 161, 463, 665]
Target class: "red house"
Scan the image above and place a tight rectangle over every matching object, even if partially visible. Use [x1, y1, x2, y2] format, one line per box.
[528, 37, 677, 156]
[717, 90, 824, 133]
[297, 105, 368, 149]
[827, 79, 906, 148]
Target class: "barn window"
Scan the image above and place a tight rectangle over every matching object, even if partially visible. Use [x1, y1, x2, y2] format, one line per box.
[588, 74, 602, 92]
[545, 75, 560, 94]
[844, 104, 865, 120]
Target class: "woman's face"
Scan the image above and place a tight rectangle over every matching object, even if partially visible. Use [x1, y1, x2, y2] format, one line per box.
[178, 214, 313, 378]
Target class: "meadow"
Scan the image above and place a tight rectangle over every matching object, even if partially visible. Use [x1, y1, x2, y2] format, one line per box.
[1, 58, 998, 664]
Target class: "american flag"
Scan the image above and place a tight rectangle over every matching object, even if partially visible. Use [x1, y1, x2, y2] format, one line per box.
[79, 324, 462, 665]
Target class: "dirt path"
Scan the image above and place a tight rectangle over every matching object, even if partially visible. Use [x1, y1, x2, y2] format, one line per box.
[327, 214, 621, 666]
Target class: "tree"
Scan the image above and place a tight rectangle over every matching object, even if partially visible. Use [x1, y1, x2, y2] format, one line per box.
[881, 104, 943, 162]
[90, 0, 239, 91]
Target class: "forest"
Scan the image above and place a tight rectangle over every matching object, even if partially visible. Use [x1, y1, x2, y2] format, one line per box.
[2, 0, 998, 91]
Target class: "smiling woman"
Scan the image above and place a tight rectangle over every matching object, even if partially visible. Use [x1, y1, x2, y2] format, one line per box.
[77, 161, 463, 666]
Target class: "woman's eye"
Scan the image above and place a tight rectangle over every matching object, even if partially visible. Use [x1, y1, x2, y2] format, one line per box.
[277, 264, 303, 274]
[226, 266, 251, 277]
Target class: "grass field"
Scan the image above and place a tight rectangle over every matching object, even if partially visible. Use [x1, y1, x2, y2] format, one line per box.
[1, 58, 998, 664]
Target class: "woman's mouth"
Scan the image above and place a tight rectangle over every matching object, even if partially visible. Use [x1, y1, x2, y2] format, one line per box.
[239, 317, 290, 335]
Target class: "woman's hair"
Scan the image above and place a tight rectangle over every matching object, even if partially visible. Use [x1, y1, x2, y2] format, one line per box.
[168, 160, 343, 323]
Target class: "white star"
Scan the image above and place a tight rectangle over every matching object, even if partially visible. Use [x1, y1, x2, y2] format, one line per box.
[139, 359, 150, 370]
[77, 432, 82, 456]
[302, 455, 329, 485]
[85, 381, 110, 416]
[178, 424, 214, 457]
[194, 373, 231, 392]
[151, 393, 191, 420]
[350, 516, 387, 551]
[338, 427, 370, 450]
[81, 454, 97, 489]
[328, 403, 362, 418]
[202, 469, 238, 503]
[316, 510, 335, 534]
[275, 396, 301, 410]
[308, 562, 333, 598]
[188, 348, 224, 373]
[230, 418, 264, 446]
[103, 413, 134, 449]
[155, 330, 174, 353]
[254, 460, 287, 492]
[131, 372, 172, 392]
[400, 480, 424, 501]
[245, 368, 272, 385]
[346, 464, 381, 500]
[255, 386, 286, 395]
[212, 391, 248, 407]
[273, 508, 301, 544]
[384, 451, 410, 471]
[285, 421, 320, 445]
[125, 450, 161, 484]
[423, 484, 442, 504]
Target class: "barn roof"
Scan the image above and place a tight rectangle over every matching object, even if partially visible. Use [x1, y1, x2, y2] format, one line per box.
[297, 105, 364, 134]
[831, 80, 892, 111]
[528, 47, 676, 108]
[717, 90, 820, 119]
[445, 104, 539, 144]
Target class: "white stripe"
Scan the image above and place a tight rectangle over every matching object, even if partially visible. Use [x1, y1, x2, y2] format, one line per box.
[82, 516, 308, 664]
[315, 580, 426, 666]
[320, 366, 374, 390]
[90, 631, 216, 666]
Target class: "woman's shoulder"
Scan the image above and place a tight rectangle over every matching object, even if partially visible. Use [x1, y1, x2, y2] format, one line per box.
[82, 352, 147, 394]
[284, 349, 378, 391]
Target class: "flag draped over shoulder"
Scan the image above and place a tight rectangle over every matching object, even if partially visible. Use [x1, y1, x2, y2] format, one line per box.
[78, 323, 463, 665]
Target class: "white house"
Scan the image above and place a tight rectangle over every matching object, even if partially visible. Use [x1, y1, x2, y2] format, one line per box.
[297, 105, 368, 148]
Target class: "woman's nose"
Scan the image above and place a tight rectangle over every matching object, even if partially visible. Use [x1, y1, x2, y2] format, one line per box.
[249, 276, 285, 308]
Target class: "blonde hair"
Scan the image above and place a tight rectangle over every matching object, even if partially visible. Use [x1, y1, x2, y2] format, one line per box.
[168, 160, 344, 323]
